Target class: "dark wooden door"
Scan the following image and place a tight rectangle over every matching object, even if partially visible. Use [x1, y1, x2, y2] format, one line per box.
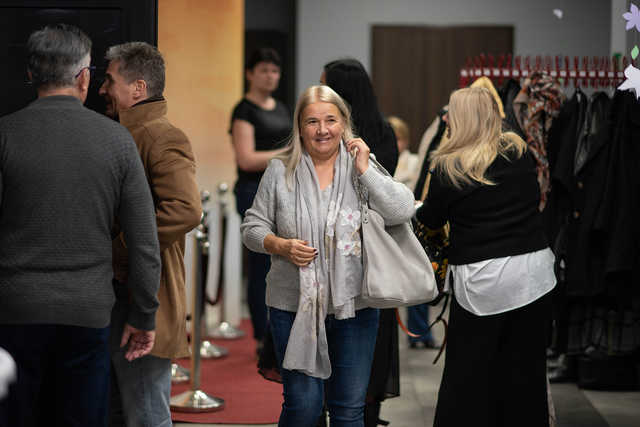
[372, 26, 513, 151]
[0, 0, 158, 117]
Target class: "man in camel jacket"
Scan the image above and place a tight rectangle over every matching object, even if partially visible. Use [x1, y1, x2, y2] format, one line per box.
[100, 41, 201, 427]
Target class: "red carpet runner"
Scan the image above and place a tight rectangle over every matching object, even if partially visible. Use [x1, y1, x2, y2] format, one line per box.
[171, 319, 282, 424]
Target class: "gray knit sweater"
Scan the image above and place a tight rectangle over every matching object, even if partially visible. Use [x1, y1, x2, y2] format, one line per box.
[241, 158, 415, 313]
[0, 96, 161, 330]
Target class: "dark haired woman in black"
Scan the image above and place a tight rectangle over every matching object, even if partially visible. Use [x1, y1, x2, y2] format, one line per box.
[321, 58, 400, 427]
[321, 59, 399, 174]
[230, 48, 292, 352]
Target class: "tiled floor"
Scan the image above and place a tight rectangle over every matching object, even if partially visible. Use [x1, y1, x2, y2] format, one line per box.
[175, 303, 640, 427]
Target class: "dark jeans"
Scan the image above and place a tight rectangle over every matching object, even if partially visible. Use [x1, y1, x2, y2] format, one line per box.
[407, 303, 435, 343]
[270, 307, 380, 427]
[235, 180, 271, 341]
[434, 293, 551, 427]
[0, 323, 110, 427]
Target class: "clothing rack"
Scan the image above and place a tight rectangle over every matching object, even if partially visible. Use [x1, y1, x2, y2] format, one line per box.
[459, 53, 637, 88]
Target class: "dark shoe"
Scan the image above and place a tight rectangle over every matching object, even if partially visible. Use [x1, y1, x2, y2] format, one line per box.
[548, 354, 577, 383]
[547, 353, 566, 370]
[548, 366, 575, 383]
[423, 339, 440, 349]
[409, 340, 440, 350]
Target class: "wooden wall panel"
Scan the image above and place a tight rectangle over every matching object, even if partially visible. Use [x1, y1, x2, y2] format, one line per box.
[372, 26, 513, 151]
[159, 0, 244, 192]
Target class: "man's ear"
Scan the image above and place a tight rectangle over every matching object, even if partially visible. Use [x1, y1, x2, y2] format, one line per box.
[133, 79, 148, 99]
[77, 68, 90, 92]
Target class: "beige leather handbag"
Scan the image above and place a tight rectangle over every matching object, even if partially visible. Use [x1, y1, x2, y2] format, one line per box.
[357, 156, 439, 308]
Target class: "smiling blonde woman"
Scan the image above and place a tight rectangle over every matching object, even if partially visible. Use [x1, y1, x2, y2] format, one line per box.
[241, 85, 415, 426]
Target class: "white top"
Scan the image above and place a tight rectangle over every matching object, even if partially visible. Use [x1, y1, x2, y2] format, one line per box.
[446, 247, 556, 316]
[394, 150, 420, 189]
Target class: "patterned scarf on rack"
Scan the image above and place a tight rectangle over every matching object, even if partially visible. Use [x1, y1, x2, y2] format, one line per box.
[514, 72, 566, 210]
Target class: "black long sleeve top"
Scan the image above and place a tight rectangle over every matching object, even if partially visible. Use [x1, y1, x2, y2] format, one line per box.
[416, 150, 548, 265]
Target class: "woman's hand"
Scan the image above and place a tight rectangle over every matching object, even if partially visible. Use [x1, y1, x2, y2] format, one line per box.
[264, 235, 317, 267]
[345, 138, 371, 175]
[280, 239, 318, 267]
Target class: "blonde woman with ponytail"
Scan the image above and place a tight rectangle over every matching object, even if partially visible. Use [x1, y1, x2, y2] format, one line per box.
[417, 87, 556, 427]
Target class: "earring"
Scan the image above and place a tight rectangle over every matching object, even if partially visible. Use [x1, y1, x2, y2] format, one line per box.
[446, 124, 451, 139]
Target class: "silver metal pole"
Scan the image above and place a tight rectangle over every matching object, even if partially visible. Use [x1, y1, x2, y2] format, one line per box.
[193, 190, 229, 358]
[211, 182, 246, 340]
[170, 211, 225, 412]
[198, 222, 229, 358]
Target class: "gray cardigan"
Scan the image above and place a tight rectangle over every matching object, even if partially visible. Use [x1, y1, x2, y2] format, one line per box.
[241, 158, 415, 313]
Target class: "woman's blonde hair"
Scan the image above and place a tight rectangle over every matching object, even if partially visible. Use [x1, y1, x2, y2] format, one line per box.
[387, 116, 409, 142]
[279, 85, 355, 187]
[430, 87, 527, 188]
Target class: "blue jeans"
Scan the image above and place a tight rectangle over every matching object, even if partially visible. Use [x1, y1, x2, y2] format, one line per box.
[407, 303, 434, 343]
[109, 300, 172, 427]
[269, 307, 380, 427]
[0, 323, 110, 427]
[235, 180, 271, 341]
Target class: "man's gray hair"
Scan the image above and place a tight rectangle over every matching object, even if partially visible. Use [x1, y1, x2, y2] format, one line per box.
[27, 24, 92, 89]
[106, 42, 165, 98]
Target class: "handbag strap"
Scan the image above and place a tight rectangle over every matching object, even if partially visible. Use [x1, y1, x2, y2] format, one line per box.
[395, 295, 449, 365]
[420, 171, 432, 202]
[353, 153, 390, 225]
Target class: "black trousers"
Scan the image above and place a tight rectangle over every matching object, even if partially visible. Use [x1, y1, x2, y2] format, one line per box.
[0, 324, 110, 427]
[235, 180, 270, 341]
[434, 293, 551, 427]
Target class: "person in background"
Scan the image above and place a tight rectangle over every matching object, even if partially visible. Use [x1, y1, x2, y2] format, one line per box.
[0, 24, 161, 426]
[230, 48, 292, 353]
[322, 58, 400, 427]
[241, 85, 414, 426]
[416, 87, 555, 427]
[100, 41, 202, 427]
[388, 116, 438, 351]
[321, 59, 398, 173]
[388, 116, 420, 187]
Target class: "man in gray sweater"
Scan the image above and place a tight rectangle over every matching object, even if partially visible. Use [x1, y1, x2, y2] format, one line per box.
[0, 24, 161, 426]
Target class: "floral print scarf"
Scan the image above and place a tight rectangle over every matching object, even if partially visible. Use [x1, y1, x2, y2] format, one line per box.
[513, 72, 565, 210]
[282, 143, 362, 379]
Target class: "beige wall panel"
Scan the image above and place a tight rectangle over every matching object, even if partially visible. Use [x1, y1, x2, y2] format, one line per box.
[158, 0, 243, 192]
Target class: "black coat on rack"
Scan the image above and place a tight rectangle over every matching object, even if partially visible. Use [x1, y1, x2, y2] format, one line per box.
[545, 90, 588, 251]
[499, 79, 526, 139]
[546, 90, 640, 297]
[597, 91, 640, 282]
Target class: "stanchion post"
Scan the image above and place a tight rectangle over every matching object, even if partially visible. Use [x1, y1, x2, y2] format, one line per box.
[171, 363, 189, 383]
[170, 208, 225, 412]
[197, 190, 229, 358]
[211, 182, 245, 340]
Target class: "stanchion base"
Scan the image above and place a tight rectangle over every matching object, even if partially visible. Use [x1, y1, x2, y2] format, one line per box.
[170, 389, 225, 413]
[171, 363, 190, 383]
[210, 322, 246, 340]
[200, 340, 228, 359]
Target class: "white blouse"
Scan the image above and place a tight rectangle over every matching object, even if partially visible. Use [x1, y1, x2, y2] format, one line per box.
[446, 247, 557, 316]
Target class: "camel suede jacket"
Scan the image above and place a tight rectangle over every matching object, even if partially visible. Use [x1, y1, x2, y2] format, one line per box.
[114, 99, 202, 359]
